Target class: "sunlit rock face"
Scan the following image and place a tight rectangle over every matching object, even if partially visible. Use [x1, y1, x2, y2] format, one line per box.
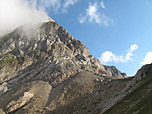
[0, 21, 114, 87]
[0, 21, 127, 114]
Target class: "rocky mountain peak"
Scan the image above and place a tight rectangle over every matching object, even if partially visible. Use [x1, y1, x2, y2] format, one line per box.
[0, 22, 97, 86]
[1, 21, 151, 114]
[0, 21, 125, 89]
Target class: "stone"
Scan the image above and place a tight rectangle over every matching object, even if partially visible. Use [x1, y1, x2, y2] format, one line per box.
[6, 92, 33, 113]
[0, 82, 8, 95]
[0, 21, 130, 114]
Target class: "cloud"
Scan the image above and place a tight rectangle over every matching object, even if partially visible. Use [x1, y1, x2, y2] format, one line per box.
[63, 0, 78, 9]
[25, 0, 78, 14]
[126, 44, 138, 61]
[0, 0, 78, 36]
[100, 14, 114, 26]
[100, 51, 124, 63]
[78, 2, 114, 26]
[140, 52, 152, 65]
[100, 44, 138, 64]
[37, 0, 78, 13]
[78, 14, 87, 24]
[42, 0, 61, 13]
[0, 0, 49, 36]
[101, 1, 105, 9]
[87, 3, 101, 23]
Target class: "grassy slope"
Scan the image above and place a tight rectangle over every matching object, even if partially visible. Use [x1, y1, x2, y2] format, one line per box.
[0, 53, 18, 64]
[104, 68, 152, 114]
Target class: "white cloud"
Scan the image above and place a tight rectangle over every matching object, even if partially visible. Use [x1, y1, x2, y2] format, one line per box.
[100, 14, 113, 26]
[87, 3, 101, 23]
[63, 0, 78, 9]
[100, 51, 124, 63]
[0, 0, 79, 36]
[25, 0, 77, 14]
[45, 0, 61, 13]
[0, 0, 48, 36]
[140, 52, 152, 65]
[101, 1, 105, 9]
[126, 44, 138, 61]
[100, 44, 138, 64]
[78, 2, 114, 26]
[26, 0, 77, 14]
[78, 14, 87, 23]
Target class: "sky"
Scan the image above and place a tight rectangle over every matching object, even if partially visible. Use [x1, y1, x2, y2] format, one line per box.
[1, 0, 152, 76]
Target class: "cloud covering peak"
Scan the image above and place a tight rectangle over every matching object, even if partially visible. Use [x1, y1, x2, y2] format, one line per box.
[0, 0, 50, 36]
[0, 0, 78, 36]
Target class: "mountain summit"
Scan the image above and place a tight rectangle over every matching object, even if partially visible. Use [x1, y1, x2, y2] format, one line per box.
[0, 21, 150, 114]
[0, 21, 125, 87]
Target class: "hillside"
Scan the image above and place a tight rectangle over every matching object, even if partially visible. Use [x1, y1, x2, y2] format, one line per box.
[0, 21, 151, 114]
[104, 64, 152, 114]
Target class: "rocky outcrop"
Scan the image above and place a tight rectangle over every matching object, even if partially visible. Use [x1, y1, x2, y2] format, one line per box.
[0, 22, 108, 88]
[0, 72, 129, 114]
[104, 65, 126, 78]
[6, 92, 33, 113]
[0, 21, 125, 90]
[0, 81, 52, 114]
[103, 64, 152, 114]
[134, 63, 152, 81]
[0, 21, 129, 114]
[0, 109, 5, 114]
[0, 82, 8, 95]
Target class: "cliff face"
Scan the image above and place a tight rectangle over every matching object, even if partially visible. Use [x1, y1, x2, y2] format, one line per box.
[104, 65, 126, 78]
[0, 21, 129, 114]
[0, 22, 106, 87]
[0, 21, 125, 88]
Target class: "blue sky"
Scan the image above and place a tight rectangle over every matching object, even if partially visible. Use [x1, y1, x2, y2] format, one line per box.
[1, 0, 152, 76]
[46, 0, 152, 76]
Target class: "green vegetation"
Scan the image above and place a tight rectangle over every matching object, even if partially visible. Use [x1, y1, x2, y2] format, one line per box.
[104, 68, 152, 114]
[0, 53, 18, 64]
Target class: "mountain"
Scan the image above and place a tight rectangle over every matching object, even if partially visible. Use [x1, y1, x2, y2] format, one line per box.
[104, 63, 152, 114]
[104, 65, 126, 78]
[0, 21, 125, 88]
[0, 21, 151, 114]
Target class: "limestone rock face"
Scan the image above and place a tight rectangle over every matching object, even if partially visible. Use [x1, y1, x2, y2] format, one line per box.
[6, 92, 33, 113]
[0, 81, 52, 114]
[0, 21, 128, 114]
[0, 109, 5, 114]
[104, 65, 126, 78]
[134, 63, 152, 80]
[0, 22, 110, 88]
[0, 83, 8, 94]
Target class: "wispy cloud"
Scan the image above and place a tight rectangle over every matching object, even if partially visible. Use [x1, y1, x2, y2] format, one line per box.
[87, 3, 101, 23]
[26, 0, 78, 14]
[78, 2, 114, 26]
[100, 44, 138, 64]
[140, 52, 152, 65]
[78, 14, 87, 24]
[126, 44, 138, 61]
[63, 0, 78, 9]
[101, 1, 105, 9]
